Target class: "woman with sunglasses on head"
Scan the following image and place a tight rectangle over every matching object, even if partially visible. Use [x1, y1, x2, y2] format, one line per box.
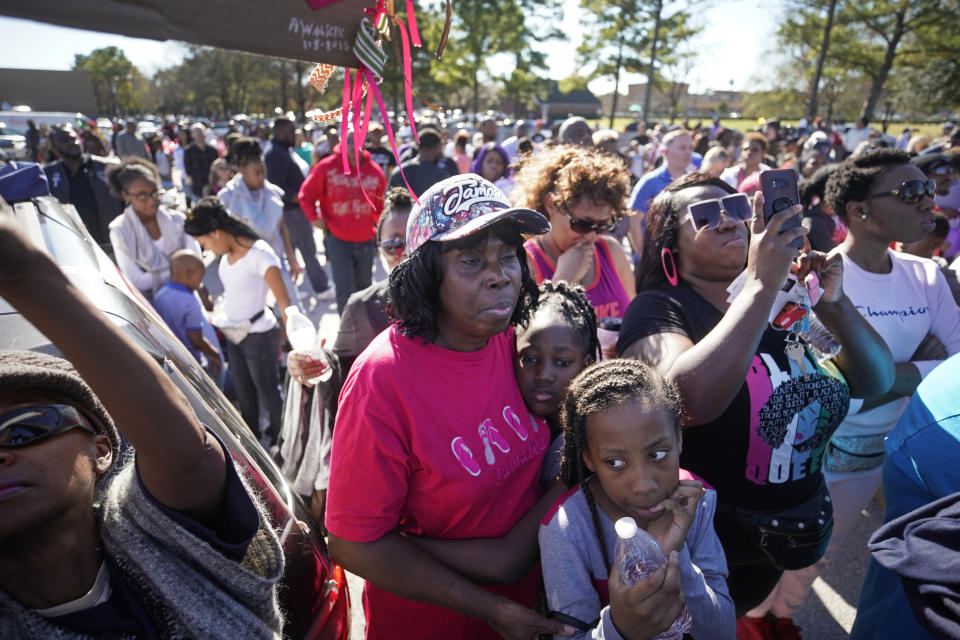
[106, 157, 201, 300]
[0, 215, 283, 638]
[748, 149, 960, 638]
[616, 172, 893, 626]
[513, 145, 636, 330]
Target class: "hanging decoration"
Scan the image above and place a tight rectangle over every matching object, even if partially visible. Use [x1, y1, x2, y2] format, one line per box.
[302, 0, 452, 204]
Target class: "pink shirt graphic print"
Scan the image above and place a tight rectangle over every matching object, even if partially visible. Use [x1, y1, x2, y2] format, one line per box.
[326, 325, 549, 543]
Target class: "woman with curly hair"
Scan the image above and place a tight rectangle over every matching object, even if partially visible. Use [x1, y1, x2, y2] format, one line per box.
[512, 145, 636, 327]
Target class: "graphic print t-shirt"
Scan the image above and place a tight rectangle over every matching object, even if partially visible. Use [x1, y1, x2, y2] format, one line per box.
[326, 325, 550, 639]
[619, 282, 850, 510]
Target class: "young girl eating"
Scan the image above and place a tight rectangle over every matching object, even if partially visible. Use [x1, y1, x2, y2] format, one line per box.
[539, 359, 735, 639]
[514, 280, 597, 486]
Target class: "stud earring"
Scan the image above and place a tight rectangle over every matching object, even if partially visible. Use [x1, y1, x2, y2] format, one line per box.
[860, 214, 867, 219]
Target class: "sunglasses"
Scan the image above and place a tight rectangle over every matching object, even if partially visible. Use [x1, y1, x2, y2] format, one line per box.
[932, 165, 955, 176]
[379, 237, 406, 255]
[866, 179, 936, 205]
[681, 193, 753, 231]
[0, 404, 95, 449]
[125, 189, 160, 202]
[563, 205, 620, 235]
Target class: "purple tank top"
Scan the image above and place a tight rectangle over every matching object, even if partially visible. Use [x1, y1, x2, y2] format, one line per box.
[524, 238, 632, 320]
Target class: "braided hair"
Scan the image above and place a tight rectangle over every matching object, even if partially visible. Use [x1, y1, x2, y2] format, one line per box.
[183, 196, 260, 241]
[824, 148, 910, 222]
[559, 359, 683, 568]
[522, 280, 599, 364]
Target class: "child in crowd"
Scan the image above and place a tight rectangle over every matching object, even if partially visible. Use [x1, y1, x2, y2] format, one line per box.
[539, 359, 735, 640]
[514, 280, 598, 487]
[184, 197, 293, 447]
[153, 249, 225, 387]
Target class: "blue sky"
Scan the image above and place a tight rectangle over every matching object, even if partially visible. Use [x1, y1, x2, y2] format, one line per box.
[0, 1, 782, 95]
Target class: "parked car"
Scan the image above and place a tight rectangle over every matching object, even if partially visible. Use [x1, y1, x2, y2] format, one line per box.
[0, 123, 29, 161]
[0, 195, 350, 640]
[0, 111, 92, 133]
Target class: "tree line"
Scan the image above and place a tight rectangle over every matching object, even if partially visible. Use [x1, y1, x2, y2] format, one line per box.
[72, 0, 960, 124]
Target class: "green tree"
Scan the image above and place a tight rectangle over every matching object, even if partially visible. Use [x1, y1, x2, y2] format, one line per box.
[419, 0, 560, 121]
[779, 0, 960, 122]
[576, 0, 699, 125]
[73, 46, 135, 116]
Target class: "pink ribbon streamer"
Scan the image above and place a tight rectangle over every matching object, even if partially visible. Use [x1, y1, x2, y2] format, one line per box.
[340, 70, 352, 176]
[363, 67, 419, 206]
[396, 19, 419, 144]
[406, 0, 422, 47]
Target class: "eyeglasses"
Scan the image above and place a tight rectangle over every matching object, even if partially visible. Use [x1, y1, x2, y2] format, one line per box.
[0, 404, 95, 449]
[681, 193, 753, 231]
[378, 237, 405, 256]
[562, 204, 620, 235]
[865, 179, 935, 205]
[125, 189, 160, 202]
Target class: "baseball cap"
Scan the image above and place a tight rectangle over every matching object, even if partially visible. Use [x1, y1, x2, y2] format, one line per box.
[406, 174, 550, 255]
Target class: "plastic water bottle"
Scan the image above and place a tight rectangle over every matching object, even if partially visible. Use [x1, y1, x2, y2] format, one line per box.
[284, 306, 332, 384]
[614, 517, 692, 640]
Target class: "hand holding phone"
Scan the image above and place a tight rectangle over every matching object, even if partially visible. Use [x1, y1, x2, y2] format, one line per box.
[760, 169, 803, 250]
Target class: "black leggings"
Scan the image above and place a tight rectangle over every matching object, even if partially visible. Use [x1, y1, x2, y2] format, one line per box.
[713, 505, 783, 617]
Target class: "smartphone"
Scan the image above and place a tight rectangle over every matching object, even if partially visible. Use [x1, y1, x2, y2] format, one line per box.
[760, 168, 803, 250]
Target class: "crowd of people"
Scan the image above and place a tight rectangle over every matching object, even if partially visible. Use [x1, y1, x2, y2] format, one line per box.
[2, 106, 960, 640]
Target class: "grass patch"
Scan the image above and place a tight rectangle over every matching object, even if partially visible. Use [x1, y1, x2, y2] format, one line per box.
[586, 117, 944, 140]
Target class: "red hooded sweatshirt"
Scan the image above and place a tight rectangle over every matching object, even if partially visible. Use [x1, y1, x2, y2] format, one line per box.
[298, 144, 386, 243]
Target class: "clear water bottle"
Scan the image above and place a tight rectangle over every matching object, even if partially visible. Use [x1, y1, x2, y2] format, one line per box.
[284, 306, 332, 384]
[614, 517, 692, 640]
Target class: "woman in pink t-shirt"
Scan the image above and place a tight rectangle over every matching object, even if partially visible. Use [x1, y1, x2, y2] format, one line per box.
[325, 174, 574, 640]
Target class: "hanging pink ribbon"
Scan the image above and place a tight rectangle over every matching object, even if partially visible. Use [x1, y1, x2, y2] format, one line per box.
[396, 18, 419, 144]
[363, 67, 419, 205]
[406, 0, 422, 47]
[340, 69, 352, 175]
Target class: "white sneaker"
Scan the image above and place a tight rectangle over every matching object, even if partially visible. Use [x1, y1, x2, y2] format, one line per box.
[316, 286, 336, 302]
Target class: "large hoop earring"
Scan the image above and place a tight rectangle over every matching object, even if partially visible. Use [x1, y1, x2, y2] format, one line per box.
[661, 248, 679, 287]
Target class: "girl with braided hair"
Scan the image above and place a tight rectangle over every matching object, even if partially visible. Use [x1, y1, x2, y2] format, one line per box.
[539, 359, 735, 639]
[514, 280, 597, 486]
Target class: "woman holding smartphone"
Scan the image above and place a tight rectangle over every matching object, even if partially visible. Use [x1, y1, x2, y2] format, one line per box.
[748, 149, 960, 638]
[617, 172, 893, 621]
